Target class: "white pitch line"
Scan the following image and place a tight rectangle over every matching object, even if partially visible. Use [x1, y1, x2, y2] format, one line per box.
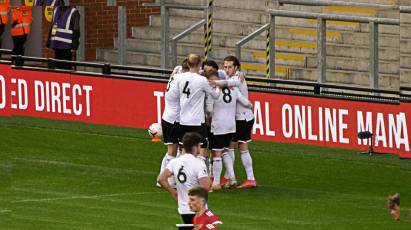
[13, 157, 156, 176]
[13, 191, 163, 203]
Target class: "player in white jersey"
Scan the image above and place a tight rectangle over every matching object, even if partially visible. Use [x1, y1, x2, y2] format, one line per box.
[157, 69, 186, 186]
[222, 55, 257, 189]
[205, 71, 251, 190]
[158, 132, 212, 224]
[177, 54, 220, 160]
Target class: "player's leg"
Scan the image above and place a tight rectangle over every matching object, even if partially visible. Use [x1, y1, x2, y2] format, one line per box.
[157, 120, 178, 187]
[211, 149, 223, 190]
[222, 134, 236, 188]
[197, 124, 211, 171]
[237, 119, 257, 189]
[210, 133, 223, 190]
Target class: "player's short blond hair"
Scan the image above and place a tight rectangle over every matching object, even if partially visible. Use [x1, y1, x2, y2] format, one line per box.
[187, 54, 202, 68]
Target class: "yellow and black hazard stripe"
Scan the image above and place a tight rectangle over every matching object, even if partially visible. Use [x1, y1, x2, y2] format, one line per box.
[266, 29, 270, 78]
[204, 0, 213, 61]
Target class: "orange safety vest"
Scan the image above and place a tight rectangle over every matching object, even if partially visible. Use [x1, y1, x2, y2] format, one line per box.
[0, 0, 9, 25]
[10, 6, 32, 36]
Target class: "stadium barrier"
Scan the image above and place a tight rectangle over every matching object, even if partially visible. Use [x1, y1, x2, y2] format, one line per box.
[267, 9, 399, 88]
[0, 54, 409, 158]
[143, 1, 213, 68]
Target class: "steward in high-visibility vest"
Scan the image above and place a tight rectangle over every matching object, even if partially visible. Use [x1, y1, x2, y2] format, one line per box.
[0, 0, 9, 46]
[0, 0, 9, 25]
[47, 6, 80, 70]
[10, 6, 32, 55]
[34, 0, 64, 6]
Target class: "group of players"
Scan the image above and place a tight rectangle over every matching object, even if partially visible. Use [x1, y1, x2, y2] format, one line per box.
[157, 53, 257, 228]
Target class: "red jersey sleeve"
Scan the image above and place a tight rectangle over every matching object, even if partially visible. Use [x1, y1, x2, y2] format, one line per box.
[193, 210, 222, 229]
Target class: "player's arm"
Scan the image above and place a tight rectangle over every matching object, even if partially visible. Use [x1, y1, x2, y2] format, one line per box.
[214, 78, 241, 88]
[158, 169, 178, 201]
[203, 78, 220, 100]
[196, 161, 212, 190]
[236, 89, 252, 108]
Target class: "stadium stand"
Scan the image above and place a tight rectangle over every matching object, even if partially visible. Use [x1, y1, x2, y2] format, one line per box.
[96, 0, 400, 89]
[400, 0, 411, 87]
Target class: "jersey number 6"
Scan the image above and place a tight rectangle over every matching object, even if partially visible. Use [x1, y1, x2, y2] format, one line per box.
[177, 166, 187, 183]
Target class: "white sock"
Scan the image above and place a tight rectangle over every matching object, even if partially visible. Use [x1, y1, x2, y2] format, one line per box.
[240, 150, 255, 180]
[224, 149, 235, 178]
[160, 153, 175, 174]
[212, 157, 222, 185]
[222, 153, 235, 180]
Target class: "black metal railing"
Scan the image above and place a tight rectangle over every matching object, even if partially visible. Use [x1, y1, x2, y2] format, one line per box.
[0, 52, 400, 104]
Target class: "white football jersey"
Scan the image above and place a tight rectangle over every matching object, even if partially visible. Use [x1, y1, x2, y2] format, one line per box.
[208, 87, 250, 135]
[166, 154, 209, 214]
[228, 72, 254, 121]
[177, 72, 220, 126]
[162, 74, 182, 123]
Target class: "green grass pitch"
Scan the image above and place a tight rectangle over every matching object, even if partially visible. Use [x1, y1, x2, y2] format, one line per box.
[1, 116, 410, 229]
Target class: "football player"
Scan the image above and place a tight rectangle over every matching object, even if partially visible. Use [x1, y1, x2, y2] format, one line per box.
[222, 55, 257, 189]
[189, 186, 222, 229]
[206, 71, 251, 190]
[158, 132, 212, 224]
[177, 54, 220, 165]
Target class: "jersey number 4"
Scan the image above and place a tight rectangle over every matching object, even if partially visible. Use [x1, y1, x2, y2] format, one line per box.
[177, 166, 187, 183]
[183, 81, 191, 98]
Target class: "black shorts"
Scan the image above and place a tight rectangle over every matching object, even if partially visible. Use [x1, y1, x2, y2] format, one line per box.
[233, 119, 255, 143]
[161, 119, 180, 145]
[210, 133, 233, 151]
[181, 214, 195, 224]
[179, 124, 208, 148]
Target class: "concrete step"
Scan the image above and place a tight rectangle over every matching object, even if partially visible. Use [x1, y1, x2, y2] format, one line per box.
[150, 14, 399, 37]
[401, 53, 411, 69]
[167, 0, 275, 12]
[131, 25, 399, 49]
[96, 48, 398, 89]
[96, 49, 290, 78]
[290, 67, 399, 89]
[400, 24, 411, 39]
[122, 37, 399, 61]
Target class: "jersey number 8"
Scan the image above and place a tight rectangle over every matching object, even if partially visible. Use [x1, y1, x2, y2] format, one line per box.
[222, 88, 232, 103]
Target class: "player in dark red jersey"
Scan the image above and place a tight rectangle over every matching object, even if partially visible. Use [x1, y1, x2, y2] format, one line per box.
[188, 186, 222, 229]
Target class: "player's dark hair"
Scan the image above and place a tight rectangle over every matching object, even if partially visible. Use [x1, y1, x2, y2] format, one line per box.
[188, 186, 208, 203]
[388, 193, 400, 209]
[182, 132, 202, 153]
[223, 55, 241, 69]
[202, 60, 219, 71]
[205, 70, 218, 79]
[187, 54, 202, 68]
[181, 58, 189, 72]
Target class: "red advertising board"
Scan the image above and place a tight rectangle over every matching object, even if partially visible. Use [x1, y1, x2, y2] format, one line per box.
[0, 64, 409, 158]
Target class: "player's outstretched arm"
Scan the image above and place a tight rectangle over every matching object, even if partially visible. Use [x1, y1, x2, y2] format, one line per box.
[158, 169, 178, 200]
